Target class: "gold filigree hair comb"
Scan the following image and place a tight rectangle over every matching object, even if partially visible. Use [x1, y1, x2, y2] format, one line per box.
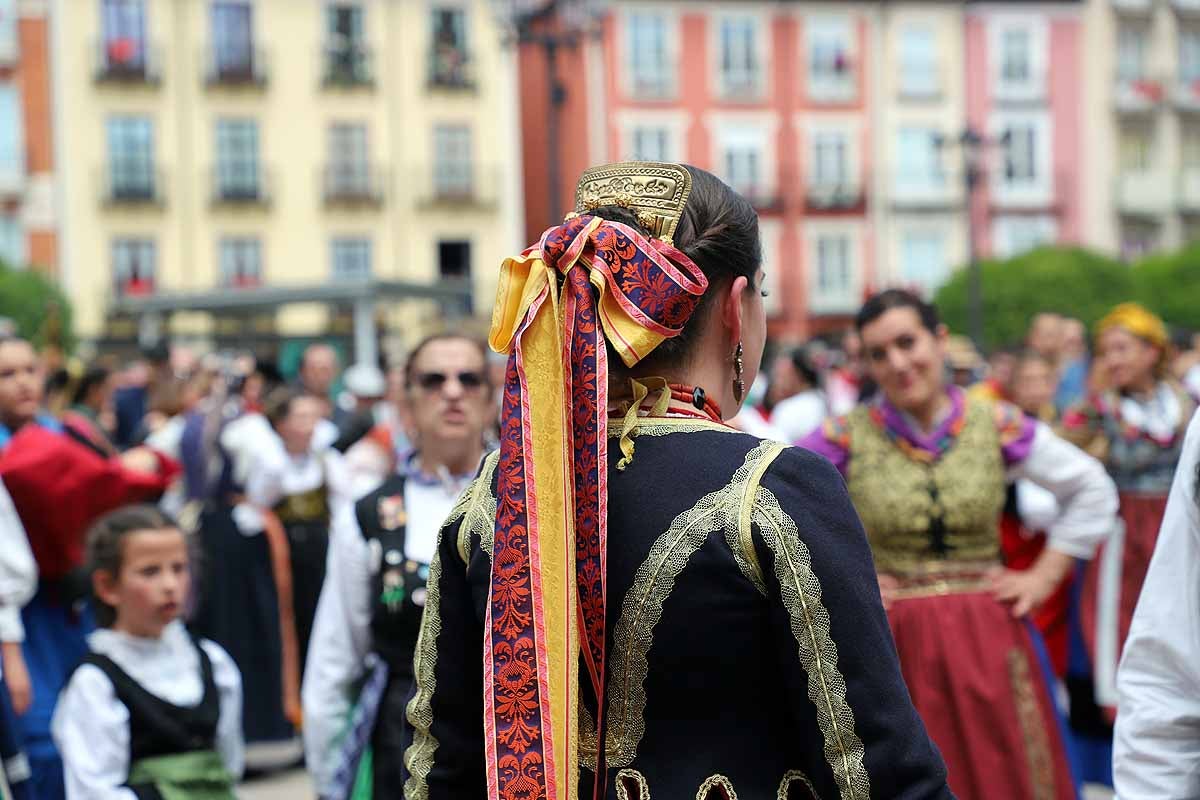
[570, 161, 693, 246]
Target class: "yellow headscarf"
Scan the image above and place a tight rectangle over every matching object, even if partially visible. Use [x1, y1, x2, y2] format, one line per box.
[1096, 303, 1168, 350]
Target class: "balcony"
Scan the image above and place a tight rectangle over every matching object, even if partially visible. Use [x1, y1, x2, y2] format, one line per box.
[210, 167, 271, 208]
[322, 44, 374, 88]
[1115, 77, 1165, 112]
[101, 167, 166, 208]
[808, 290, 860, 317]
[805, 182, 866, 214]
[736, 187, 783, 214]
[427, 46, 475, 91]
[1178, 167, 1200, 212]
[629, 71, 674, 101]
[415, 166, 498, 211]
[1116, 170, 1174, 217]
[0, 159, 24, 199]
[94, 39, 160, 85]
[322, 165, 385, 207]
[717, 71, 766, 103]
[808, 72, 857, 105]
[1113, 0, 1156, 14]
[890, 175, 963, 211]
[205, 46, 268, 88]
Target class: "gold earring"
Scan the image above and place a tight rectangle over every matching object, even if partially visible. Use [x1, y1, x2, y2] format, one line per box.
[733, 342, 744, 405]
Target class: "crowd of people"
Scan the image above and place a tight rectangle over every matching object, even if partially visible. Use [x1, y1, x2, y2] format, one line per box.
[0, 160, 1197, 800]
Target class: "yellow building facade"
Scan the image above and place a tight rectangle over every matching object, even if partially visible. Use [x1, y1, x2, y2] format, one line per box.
[52, 0, 523, 356]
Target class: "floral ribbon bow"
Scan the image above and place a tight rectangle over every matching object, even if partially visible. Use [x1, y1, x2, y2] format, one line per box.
[486, 215, 707, 800]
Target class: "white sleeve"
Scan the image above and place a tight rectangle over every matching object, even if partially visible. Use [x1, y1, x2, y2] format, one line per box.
[0, 477, 35, 642]
[245, 437, 288, 509]
[1008, 422, 1119, 559]
[200, 639, 245, 780]
[51, 665, 137, 800]
[302, 505, 374, 798]
[1114, 411, 1200, 800]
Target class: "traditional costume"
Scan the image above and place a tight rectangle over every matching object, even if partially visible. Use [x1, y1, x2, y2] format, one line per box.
[1112, 408, 1200, 797]
[1059, 303, 1195, 784]
[403, 163, 952, 799]
[0, 478, 35, 800]
[303, 457, 480, 799]
[51, 620, 242, 799]
[0, 421, 178, 799]
[802, 387, 1117, 800]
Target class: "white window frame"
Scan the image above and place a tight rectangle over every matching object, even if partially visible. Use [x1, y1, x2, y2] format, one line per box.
[806, 222, 863, 315]
[758, 218, 782, 317]
[989, 17, 1047, 104]
[897, 24, 939, 99]
[805, 15, 856, 104]
[616, 110, 687, 162]
[709, 114, 777, 205]
[893, 126, 947, 198]
[991, 111, 1053, 207]
[621, 7, 678, 101]
[898, 227, 950, 297]
[1117, 24, 1149, 83]
[992, 215, 1057, 258]
[803, 117, 861, 195]
[712, 10, 768, 101]
[1181, 28, 1200, 83]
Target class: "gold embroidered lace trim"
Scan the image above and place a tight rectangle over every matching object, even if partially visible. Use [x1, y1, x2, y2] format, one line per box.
[402, 530, 449, 798]
[602, 441, 785, 768]
[615, 768, 651, 800]
[696, 774, 739, 799]
[605, 417, 746, 439]
[754, 483, 871, 800]
[449, 450, 499, 564]
[777, 769, 816, 799]
[1007, 648, 1056, 800]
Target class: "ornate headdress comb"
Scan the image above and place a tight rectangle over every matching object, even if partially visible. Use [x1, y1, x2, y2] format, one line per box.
[571, 161, 693, 246]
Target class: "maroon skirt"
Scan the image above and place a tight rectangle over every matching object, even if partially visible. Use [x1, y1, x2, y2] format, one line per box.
[889, 581, 1075, 800]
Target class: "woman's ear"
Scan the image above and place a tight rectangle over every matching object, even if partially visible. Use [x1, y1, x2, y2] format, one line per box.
[722, 276, 749, 348]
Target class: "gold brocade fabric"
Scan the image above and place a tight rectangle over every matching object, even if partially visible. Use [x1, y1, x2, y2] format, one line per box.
[272, 484, 329, 525]
[845, 399, 1006, 575]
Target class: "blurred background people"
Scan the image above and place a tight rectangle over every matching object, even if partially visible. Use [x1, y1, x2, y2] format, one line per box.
[768, 344, 827, 442]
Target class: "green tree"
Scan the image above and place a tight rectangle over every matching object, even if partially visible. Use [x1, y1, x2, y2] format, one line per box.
[0, 262, 75, 352]
[1132, 243, 1200, 331]
[933, 246, 1132, 352]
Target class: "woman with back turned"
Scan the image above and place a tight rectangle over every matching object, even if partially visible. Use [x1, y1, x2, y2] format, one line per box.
[402, 163, 951, 799]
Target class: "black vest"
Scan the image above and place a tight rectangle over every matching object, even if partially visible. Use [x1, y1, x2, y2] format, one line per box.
[80, 635, 220, 765]
[355, 474, 428, 677]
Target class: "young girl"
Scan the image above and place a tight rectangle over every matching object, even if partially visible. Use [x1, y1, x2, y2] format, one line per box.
[51, 505, 243, 799]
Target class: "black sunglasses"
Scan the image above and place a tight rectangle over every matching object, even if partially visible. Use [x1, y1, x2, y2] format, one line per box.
[413, 370, 486, 392]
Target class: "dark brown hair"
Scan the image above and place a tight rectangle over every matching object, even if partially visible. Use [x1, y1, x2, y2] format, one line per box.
[263, 385, 322, 429]
[86, 504, 182, 628]
[856, 288, 941, 334]
[588, 165, 762, 372]
[71, 364, 112, 408]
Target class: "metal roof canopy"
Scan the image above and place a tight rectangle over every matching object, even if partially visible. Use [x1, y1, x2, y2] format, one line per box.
[108, 277, 473, 315]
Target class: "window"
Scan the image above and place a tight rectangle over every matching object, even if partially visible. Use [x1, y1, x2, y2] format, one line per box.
[630, 126, 670, 162]
[219, 237, 261, 288]
[326, 2, 368, 83]
[1000, 28, 1031, 85]
[102, 0, 146, 71]
[1120, 224, 1158, 261]
[215, 119, 260, 199]
[1002, 123, 1038, 186]
[433, 124, 473, 198]
[993, 216, 1056, 258]
[1120, 127, 1152, 171]
[0, 85, 23, 188]
[439, 240, 472, 312]
[0, 0, 18, 61]
[430, 7, 469, 87]
[896, 128, 944, 192]
[106, 116, 154, 200]
[723, 145, 761, 199]
[331, 238, 371, 281]
[814, 235, 851, 302]
[211, 1, 253, 79]
[812, 131, 848, 186]
[112, 238, 155, 296]
[898, 26, 937, 97]
[807, 18, 854, 102]
[718, 15, 760, 97]
[1118, 26, 1148, 82]
[0, 215, 24, 267]
[628, 12, 671, 98]
[900, 231, 947, 295]
[328, 123, 369, 193]
[1182, 29, 1200, 83]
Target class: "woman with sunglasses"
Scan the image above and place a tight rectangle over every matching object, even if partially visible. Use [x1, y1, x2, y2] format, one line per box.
[302, 334, 494, 800]
[401, 163, 951, 800]
[800, 289, 1117, 800]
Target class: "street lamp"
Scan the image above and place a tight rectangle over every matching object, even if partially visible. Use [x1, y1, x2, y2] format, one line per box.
[936, 126, 1010, 352]
[491, 0, 606, 220]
